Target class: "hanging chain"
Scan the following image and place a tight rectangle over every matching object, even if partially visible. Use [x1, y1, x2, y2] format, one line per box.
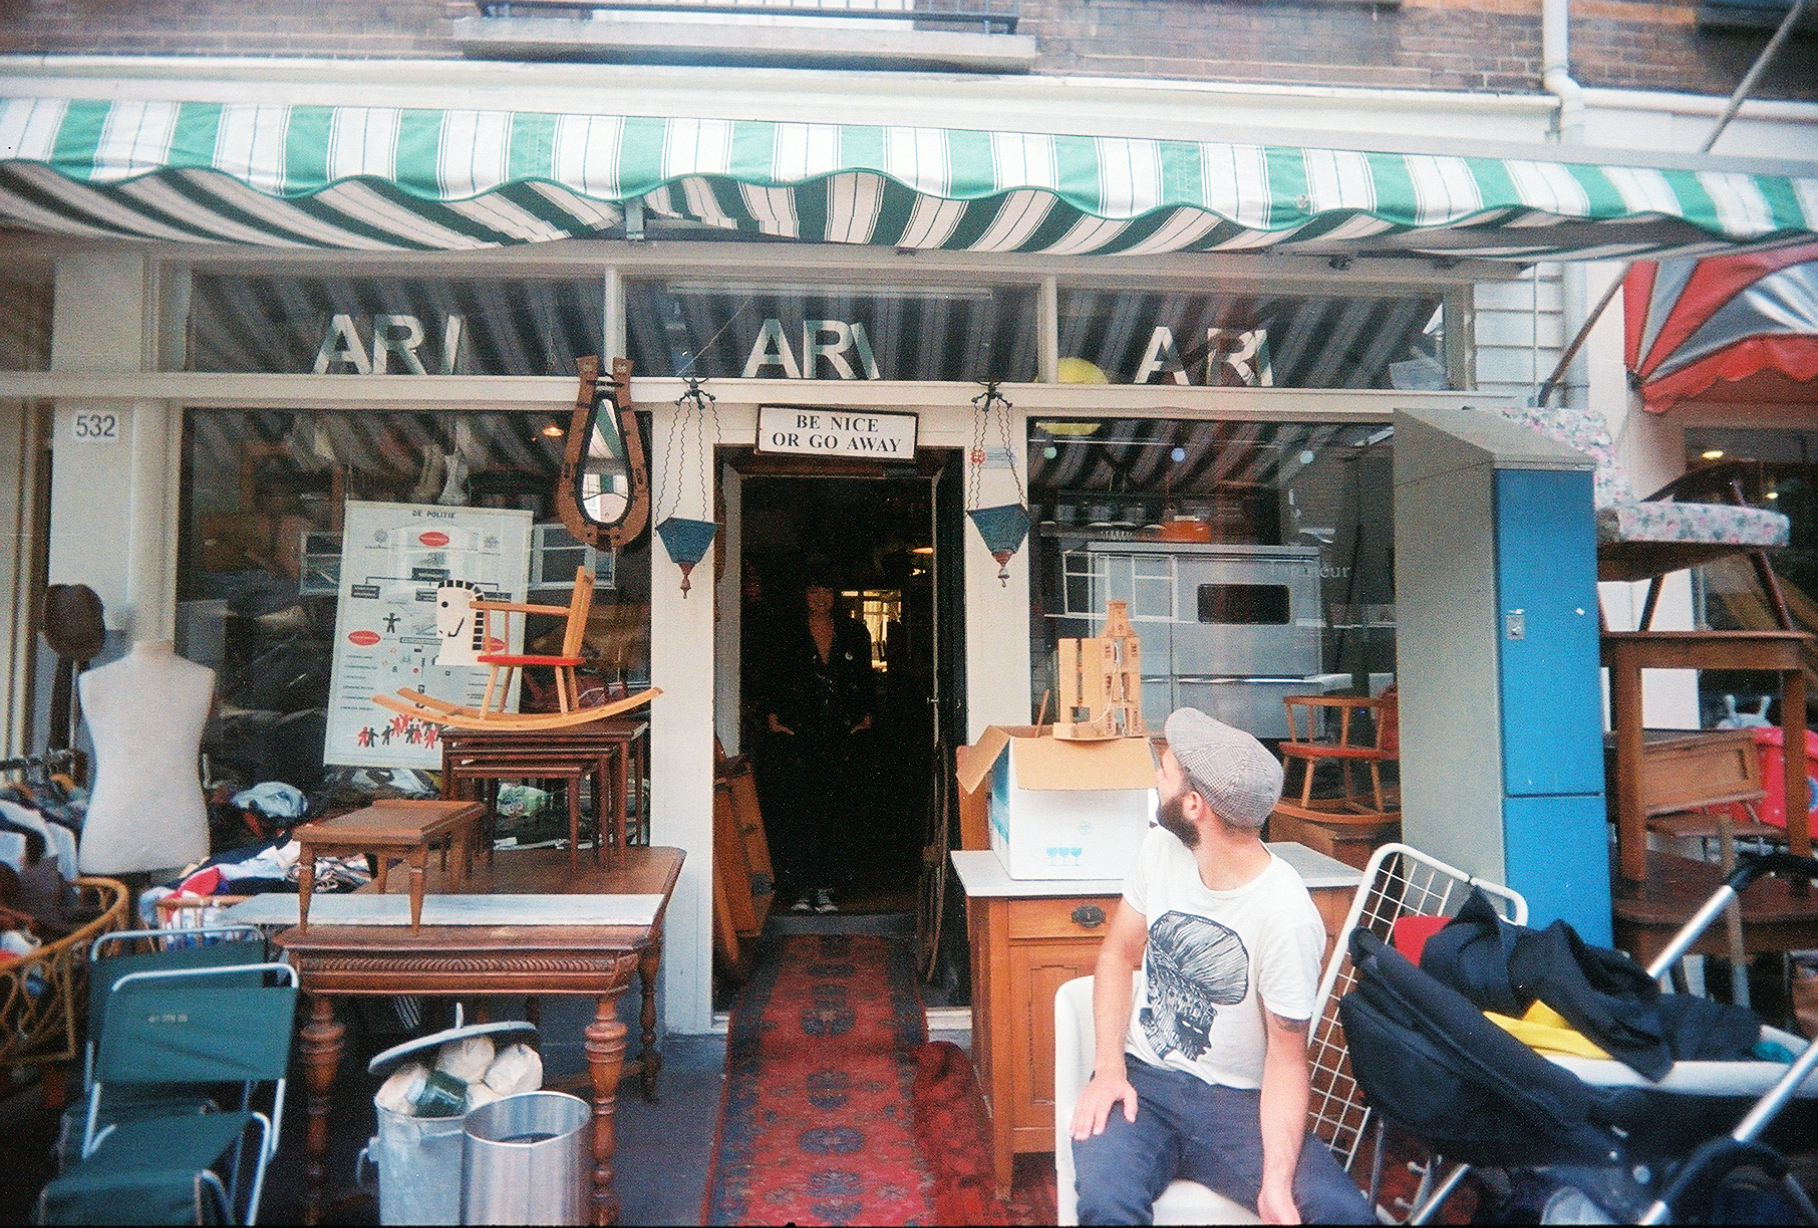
[968, 382, 1023, 510]
[662, 377, 718, 521]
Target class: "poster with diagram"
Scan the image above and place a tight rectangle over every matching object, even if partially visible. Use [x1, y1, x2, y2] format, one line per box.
[323, 501, 533, 769]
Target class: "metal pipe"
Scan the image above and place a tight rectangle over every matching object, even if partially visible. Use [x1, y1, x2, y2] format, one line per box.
[1536, 0, 1810, 406]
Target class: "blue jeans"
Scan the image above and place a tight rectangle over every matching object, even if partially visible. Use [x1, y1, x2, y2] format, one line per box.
[1072, 1059, 1374, 1225]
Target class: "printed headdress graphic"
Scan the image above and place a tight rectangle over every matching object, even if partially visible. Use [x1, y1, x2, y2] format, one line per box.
[1140, 911, 1250, 1061]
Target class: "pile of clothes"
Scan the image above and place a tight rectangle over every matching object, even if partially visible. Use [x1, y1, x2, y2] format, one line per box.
[0, 772, 98, 973]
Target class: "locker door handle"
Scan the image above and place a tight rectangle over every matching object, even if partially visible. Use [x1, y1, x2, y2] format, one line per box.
[1071, 904, 1107, 929]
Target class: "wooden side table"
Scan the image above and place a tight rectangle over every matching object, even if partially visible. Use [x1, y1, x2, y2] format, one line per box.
[441, 719, 650, 866]
[951, 845, 1362, 1195]
[293, 799, 487, 932]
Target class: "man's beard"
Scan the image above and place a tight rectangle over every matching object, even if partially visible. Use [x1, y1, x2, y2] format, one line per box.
[1155, 790, 1199, 849]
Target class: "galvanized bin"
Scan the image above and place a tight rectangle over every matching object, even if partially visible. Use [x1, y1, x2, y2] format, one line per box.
[460, 1090, 592, 1225]
[360, 1017, 539, 1227]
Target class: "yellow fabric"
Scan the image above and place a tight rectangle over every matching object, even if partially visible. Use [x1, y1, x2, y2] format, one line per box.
[1483, 1001, 1611, 1060]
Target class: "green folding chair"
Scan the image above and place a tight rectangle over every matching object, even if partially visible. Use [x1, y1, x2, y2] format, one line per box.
[56, 927, 271, 1171]
[38, 961, 299, 1226]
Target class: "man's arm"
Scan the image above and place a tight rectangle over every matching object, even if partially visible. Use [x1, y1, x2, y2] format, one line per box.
[1068, 900, 1147, 1140]
[1256, 1006, 1312, 1225]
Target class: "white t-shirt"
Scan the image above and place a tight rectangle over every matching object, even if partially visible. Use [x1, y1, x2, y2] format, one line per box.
[1123, 826, 1327, 1090]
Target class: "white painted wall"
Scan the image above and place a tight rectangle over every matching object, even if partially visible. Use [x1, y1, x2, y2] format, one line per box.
[49, 253, 179, 643]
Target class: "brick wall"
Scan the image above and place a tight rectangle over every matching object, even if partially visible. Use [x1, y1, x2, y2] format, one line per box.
[0, 0, 457, 59]
[0, 0, 1812, 102]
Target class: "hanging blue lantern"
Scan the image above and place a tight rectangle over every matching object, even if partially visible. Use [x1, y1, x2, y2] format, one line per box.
[966, 382, 1031, 587]
[968, 503, 1030, 586]
[656, 516, 719, 597]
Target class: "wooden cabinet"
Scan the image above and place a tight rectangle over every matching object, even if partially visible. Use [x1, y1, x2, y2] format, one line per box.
[952, 846, 1362, 1195]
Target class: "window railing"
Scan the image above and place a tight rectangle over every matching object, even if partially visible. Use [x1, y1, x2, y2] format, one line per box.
[477, 0, 1019, 35]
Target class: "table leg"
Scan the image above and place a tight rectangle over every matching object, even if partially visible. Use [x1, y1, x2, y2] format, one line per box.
[569, 771, 582, 871]
[409, 848, 427, 932]
[297, 842, 317, 929]
[614, 746, 629, 864]
[1609, 648, 1647, 885]
[584, 994, 629, 1226]
[300, 994, 345, 1227]
[637, 938, 662, 1103]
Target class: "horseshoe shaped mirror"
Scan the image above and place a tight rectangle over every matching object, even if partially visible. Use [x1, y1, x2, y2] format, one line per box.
[557, 355, 650, 549]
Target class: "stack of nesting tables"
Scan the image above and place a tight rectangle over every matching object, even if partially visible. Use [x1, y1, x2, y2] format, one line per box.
[439, 717, 650, 868]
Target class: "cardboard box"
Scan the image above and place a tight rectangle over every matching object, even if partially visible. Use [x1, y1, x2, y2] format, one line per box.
[957, 726, 1157, 880]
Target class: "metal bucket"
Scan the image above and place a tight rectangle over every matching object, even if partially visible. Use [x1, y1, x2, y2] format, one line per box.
[460, 1090, 592, 1225]
[357, 1100, 466, 1226]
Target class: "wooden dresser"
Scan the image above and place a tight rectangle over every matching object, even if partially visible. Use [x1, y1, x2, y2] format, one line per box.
[951, 844, 1363, 1194]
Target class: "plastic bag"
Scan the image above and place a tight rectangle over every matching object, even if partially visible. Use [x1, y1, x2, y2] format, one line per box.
[436, 1035, 495, 1083]
[482, 1042, 543, 1096]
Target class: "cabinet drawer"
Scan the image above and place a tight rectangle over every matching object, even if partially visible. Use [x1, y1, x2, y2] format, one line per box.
[1007, 895, 1120, 940]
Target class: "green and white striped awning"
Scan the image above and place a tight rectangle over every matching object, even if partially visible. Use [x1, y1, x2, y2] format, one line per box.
[3, 96, 1816, 260]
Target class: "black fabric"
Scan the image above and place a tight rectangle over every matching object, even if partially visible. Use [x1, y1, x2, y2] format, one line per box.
[1339, 929, 1627, 1168]
[758, 613, 877, 894]
[1420, 888, 1760, 1080]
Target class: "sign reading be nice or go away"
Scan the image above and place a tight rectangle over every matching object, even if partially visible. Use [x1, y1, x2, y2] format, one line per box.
[756, 406, 918, 459]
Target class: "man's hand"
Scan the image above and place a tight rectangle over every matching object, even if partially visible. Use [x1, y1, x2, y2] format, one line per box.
[766, 714, 794, 735]
[1257, 1180, 1301, 1225]
[1069, 1070, 1138, 1140]
[849, 714, 872, 734]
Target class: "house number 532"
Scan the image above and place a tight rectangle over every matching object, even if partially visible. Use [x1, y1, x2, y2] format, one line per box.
[70, 412, 120, 443]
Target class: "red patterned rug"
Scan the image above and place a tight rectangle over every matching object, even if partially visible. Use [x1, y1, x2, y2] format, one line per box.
[703, 934, 934, 1226]
[909, 1039, 1056, 1226]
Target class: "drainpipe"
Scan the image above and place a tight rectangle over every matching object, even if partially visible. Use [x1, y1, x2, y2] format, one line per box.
[1542, 0, 1588, 410]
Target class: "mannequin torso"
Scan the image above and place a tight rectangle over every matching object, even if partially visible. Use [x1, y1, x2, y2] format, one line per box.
[78, 640, 215, 875]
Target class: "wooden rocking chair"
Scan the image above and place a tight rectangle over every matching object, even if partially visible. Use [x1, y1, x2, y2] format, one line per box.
[373, 566, 659, 731]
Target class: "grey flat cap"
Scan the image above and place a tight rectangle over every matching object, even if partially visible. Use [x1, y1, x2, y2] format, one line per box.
[1163, 707, 1283, 830]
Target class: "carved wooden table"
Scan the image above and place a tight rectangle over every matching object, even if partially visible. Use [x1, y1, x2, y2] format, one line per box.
[273, 844, 684, 1226]
[293, 799, 488, 932]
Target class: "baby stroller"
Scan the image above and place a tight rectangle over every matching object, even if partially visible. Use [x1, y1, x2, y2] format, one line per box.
[1342, 851, 1818, 1224]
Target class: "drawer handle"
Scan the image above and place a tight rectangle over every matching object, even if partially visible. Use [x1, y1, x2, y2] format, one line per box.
[1070, 904, 1107, 929]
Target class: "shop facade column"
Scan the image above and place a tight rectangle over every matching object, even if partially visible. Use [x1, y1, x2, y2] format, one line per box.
[48, 252, 176, 648]
[647, 392, 717, 1034]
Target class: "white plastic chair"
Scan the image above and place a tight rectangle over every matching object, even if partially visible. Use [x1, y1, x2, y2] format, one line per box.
[1054, 842, 1528, 1225]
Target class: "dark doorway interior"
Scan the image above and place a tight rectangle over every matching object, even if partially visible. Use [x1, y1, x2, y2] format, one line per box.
[739, 473, 940, 913]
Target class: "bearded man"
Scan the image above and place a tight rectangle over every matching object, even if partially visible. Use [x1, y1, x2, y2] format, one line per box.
[1068, 707, 1373, 1225]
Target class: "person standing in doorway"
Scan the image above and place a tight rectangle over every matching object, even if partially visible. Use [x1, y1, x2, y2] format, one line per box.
[762, 565, 876, 914]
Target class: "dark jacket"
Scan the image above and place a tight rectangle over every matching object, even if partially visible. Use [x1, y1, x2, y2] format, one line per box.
[1419, 888, 1761, 1080]
[763, 616, 876, 743]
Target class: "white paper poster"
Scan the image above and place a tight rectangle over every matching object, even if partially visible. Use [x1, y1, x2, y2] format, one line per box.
[323, 501, 533, 769]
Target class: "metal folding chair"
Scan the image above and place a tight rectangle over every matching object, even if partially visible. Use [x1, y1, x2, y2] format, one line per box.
[56, 927, 272, 1172]
[38, 961, 299, 1225]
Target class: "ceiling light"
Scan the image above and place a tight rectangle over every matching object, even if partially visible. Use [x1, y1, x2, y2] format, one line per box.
[911, 546, 934, 555]
[541, 423, 565, 438]
[1767, 490, 1779, 500]
[1701, 449, 1724, 460]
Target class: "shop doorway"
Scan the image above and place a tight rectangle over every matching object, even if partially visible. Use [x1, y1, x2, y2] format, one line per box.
[729, 451, 963, 914]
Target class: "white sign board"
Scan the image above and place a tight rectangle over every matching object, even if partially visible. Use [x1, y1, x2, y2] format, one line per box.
[323, 501, 533, 769]
[756, 406, 917, 459]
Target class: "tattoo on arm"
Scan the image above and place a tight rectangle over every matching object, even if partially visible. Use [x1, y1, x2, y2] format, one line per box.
[1268, 1011, 1310, 1034]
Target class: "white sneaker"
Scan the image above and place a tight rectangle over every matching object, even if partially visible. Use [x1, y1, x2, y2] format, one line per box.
[791, 893, 813, 913]
[813, 889, 838, 914]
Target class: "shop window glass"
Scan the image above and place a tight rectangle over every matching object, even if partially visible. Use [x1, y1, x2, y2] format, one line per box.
[177, 407, 651, 809]
[0, 276, 52, 371]
[1682, 428, 1818, 727]
[1056, 289, 1447, 389]
[174, 275, 604, 376]
[1029, 418, 1396, 742]
[625, 281, 1038, 381]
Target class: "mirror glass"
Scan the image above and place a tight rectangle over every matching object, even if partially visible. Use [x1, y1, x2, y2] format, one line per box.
[578, 389, 632, 527]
